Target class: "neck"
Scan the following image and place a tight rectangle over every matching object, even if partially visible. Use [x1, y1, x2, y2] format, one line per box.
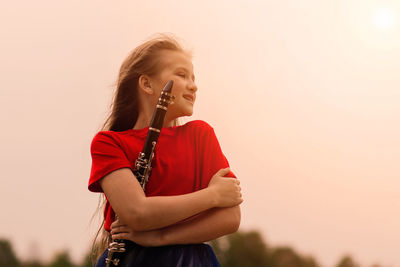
[133, 110, 177, 130]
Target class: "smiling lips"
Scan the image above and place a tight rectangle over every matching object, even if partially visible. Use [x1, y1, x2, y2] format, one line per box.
[183, 94, 195, 104]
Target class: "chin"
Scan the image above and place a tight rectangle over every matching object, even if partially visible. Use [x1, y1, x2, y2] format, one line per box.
[183, 108, 194, 116]
[169, 103, 194, 117]
[178, 106, 193, 116]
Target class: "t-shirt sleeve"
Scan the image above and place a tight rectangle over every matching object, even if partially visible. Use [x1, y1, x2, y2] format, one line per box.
[196, 121, 236, 188]
[88, 132, 132, 192]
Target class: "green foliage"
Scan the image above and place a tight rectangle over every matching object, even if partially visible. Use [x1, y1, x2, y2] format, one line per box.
[79, 251, 92, 267]
[210, 230, 322, 267]
[302, 256, 320, 267]
[212, 230, 269, 267]
[0, 235, 376, 267]
[20, 261, 44, 267]
[47, 251, 75, 267]
[0, 239, 19, 267]
[270, 247, 302, 266]
[269, 246, 319, 267]
[335, 255, 360, 267]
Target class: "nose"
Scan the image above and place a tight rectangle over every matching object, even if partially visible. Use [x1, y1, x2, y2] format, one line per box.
[188, 80, 198, 93]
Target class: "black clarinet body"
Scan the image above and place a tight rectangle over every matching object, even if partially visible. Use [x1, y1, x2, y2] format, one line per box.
[134, 79, 174, 190]
[105, 80, 174, 267]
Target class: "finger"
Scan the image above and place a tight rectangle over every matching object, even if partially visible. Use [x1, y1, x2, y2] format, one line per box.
[111, 233, 126, 240]
[111, 225, 130, 235]
[111, 219, 123, 228]
[216, 167, 230, 176]
[224, 177, 237, 183]
[110, 222, 125, 231]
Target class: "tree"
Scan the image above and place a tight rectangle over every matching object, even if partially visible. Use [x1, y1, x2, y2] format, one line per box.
[210, 230, 321, 267]
[79, 251, 92, 267]
[335, 255, 360, 267]
[269, 246, 320, 267]
[21, 260, 44, 267]
[0, 239, 19, 267]
[47, 250, 75, 267]
[302, 255, 320, 267]
[211, 230, 269, 267]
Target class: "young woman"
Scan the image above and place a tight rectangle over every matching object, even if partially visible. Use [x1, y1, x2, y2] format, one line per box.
[89, 34, 242, 267]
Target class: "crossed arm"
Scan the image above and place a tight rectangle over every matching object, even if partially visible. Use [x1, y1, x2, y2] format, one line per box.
[100, 167, 242, 246]
[111, 206, 241, 247]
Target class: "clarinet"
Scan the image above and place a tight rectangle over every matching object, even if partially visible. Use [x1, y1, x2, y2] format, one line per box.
[134, 80, 175, 190]
[105, 80, 174, 267]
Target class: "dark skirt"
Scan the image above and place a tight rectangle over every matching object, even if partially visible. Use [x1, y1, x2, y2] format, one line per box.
[94, 241, 220, 267]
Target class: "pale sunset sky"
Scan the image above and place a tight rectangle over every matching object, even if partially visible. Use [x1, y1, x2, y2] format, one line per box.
[1, 1, 399, 266]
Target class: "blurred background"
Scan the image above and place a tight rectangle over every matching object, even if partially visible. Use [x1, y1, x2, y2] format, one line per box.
[1, 0, 399, 266]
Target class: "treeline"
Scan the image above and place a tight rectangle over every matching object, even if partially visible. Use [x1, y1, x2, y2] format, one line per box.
[210, 230, 383, 267]
[1, 231, 383, 267]
[0, 239, 91, 267]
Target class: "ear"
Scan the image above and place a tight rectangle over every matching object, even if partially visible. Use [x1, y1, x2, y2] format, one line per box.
[138, 75, 154, 95]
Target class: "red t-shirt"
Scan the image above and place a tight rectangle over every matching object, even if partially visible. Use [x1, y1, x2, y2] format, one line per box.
[88, 120, 235, 231]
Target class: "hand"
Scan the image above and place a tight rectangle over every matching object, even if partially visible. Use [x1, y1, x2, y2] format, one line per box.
[208, 168, 243, 208]
[111, 218, 163, 247]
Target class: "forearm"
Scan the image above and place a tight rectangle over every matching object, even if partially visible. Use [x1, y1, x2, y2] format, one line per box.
[135, 189, 217, 231]
[101, 168, 216, 231]
[111, 206, 241, 246]
[160, 205, 241, 245]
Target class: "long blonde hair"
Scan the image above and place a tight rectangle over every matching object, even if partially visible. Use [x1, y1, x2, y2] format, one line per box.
[91, 33, 189, 263]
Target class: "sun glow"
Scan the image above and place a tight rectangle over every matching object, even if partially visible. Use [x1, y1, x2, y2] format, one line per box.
[372, 7, 398, 30]
[349, 4, 400, 50]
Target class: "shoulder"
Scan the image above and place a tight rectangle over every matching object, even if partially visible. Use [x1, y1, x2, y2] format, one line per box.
[91, 130, 116, 144]
[90, 130, 126, 151]
[180, 120, 219, 143]
[182, 120, 214, 133]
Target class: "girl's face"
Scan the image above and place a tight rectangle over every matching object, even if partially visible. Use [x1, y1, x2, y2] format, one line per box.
[151, 50, 197, 120]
